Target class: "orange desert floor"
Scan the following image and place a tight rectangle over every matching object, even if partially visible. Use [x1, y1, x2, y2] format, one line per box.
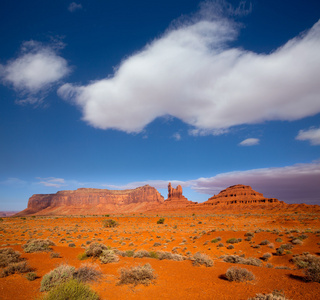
[1, 210, 320, 299]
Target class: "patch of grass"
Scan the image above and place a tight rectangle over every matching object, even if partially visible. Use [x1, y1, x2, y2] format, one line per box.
[118, 263, 157, 286]
[259, 240, 270, 245]
[225, 267, 255, 282]
[22, 239, 55, 253]
[192, 252, 213, 267]
[261, 253, 272, 261]
[78, 253, 89, 261]
[40, 279, 99, 300]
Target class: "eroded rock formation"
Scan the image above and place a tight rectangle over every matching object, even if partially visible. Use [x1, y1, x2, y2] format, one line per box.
[202, 184, 282, 206]
[160, 183, 195, 209]
[16, 185, 164, 216]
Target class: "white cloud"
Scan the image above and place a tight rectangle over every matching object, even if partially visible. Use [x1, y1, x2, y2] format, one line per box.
[36, 177, 67, 188]
[1, 40, 70, 105]
[296, 127, 320, 145]
[58, 1, 320, 134]
[68, 2, 82, 12]
[239, 138, 259, 146]
[173, 133, 182, 141]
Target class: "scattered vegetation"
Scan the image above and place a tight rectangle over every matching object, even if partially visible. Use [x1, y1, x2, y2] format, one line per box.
[26, 271, 37, 281]
[0, 247, 22, 267]
[0, 261, 32, 278]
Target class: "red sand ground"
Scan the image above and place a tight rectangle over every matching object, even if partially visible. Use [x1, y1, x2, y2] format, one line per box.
[1, 209, 320, 299]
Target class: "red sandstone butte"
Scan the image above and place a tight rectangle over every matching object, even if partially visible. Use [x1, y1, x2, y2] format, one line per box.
[15, 185, 164, 216]
[159, 183, 195, 209]
[201, 184, 283, 207]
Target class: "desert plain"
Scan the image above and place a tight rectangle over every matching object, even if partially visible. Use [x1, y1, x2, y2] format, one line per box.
[1, 205, 320, 300]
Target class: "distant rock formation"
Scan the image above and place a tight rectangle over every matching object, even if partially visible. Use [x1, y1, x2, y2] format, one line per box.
[0, 211, 19, 217]
[160, 183, 195, 209]
[15, 185, 164, 216]
[202, 184, 282, 206]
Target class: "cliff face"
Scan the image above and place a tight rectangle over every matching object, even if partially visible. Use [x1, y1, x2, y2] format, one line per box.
[17, 185, 164, 216]
[202, 184, 282, 206]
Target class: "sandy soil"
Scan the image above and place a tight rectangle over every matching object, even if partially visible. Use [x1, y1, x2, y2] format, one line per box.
[1, 209, 320, 299]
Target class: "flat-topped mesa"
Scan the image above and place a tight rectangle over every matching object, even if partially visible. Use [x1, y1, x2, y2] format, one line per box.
[161, 183, 195, 208]
[202, 184, 282, 206]
[16, 185, 164, 216]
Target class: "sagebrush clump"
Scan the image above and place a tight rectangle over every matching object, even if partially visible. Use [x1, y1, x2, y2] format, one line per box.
[225, 267, 255, 282]
[22, 239, 55, 253]
[118, 263, 157, 286]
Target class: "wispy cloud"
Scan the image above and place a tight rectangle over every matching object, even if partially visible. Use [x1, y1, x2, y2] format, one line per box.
[1, 40, 70, 105]
[239, 138, 259, 146]
[0, 177, 26, 186]
[68, 2, 83, 12]
[173, 133, 182, 141]
[36, 177, 67, 188]
[59, 1, 320, 134]
[296, 127, 320, 145]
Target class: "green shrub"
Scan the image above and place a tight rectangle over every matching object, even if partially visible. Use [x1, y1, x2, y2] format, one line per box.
[275, 238, 283, 243]
[291, 238, 302, 245]
[0, 218, 3, 222]
[99, 250, 119, 264]
[157, 218, 165, 224]
[192, 252, 213, 267]
[156, 251, 185, 261]
[78, 253, 89, 261]
[125, 250, 135, 257]
[23, 239, 55, 253]
[225, 267, 255, 282]
[0, 247, 22, 267]
[227, 245, 234, 250]
[26, 272, 37, 281]
[40, 279, 99, 300]
[118, 263, 157, 286]
[211, 237, 222, 243]
[103, 219, 118, 228]
[40, 264, 75, 292]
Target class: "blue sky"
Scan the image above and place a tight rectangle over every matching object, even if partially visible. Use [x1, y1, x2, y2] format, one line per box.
[1, 0, 320, 211]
